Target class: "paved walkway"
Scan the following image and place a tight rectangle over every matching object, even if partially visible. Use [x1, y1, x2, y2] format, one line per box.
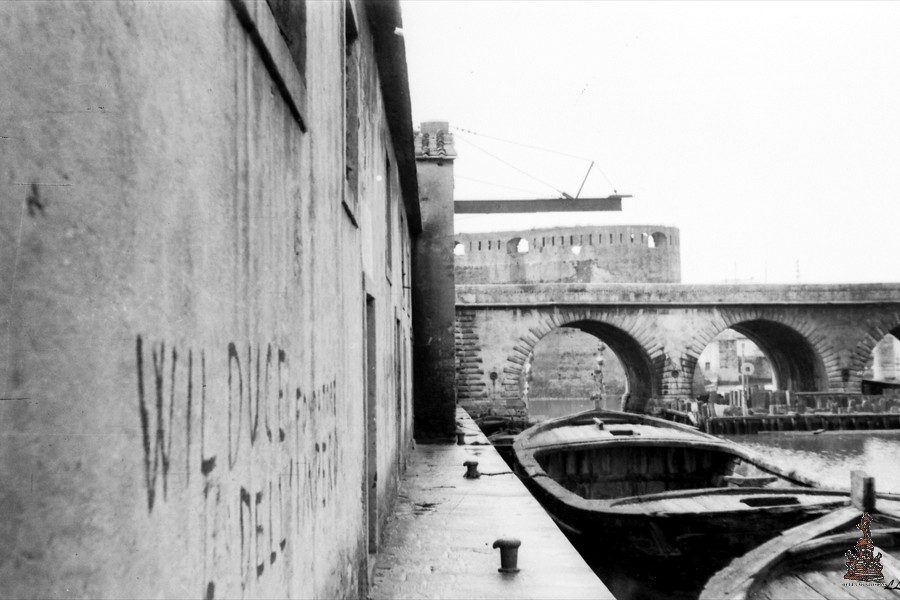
[370, 409, 613, 599]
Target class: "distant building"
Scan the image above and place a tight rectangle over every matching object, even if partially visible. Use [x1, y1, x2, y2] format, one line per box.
[872, 334, 900, 382]
[692, 330, 774, 396]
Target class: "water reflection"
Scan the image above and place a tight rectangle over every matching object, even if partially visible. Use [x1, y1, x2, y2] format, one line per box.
[725, 431, 900, 493]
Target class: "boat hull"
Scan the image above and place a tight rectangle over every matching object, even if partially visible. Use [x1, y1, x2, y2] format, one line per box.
[519, 475, 849, 591]
[512, 409, 853, 592]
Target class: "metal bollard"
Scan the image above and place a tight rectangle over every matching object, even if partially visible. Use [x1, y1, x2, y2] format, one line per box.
[492, 538, 521, 573]
[463, 460, 480, 479]
[456, 431, 466, 445]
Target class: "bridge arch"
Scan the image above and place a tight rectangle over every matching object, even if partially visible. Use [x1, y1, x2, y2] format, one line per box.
[730, 320, 827, 391]
[503, 310, 661, 413]
[687, 315, 829, 394]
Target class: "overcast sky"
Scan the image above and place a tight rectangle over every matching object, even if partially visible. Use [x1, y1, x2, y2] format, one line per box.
[401, 1, 900, 285]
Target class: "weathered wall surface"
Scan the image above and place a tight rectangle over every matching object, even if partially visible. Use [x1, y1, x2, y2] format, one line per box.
[455, 283, 900, 415]
[527, 328, 627, 404]
[455, 225, 681, 285]
[0, 1, 414, 598]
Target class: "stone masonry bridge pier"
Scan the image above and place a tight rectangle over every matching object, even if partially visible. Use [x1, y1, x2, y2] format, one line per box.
[455, 283, 900, 415]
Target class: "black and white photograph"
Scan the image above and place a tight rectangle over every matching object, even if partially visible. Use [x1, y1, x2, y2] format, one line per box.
[2, 1, 900, 598]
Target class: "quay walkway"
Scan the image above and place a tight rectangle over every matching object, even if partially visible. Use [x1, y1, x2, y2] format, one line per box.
[369, 408, 613, 599]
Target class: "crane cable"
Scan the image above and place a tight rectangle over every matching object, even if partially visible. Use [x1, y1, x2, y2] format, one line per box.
[451, 125, 619, 195]
[454, 133, 568, 198]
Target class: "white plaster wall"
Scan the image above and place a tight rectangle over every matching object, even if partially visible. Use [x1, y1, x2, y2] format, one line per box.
[0, 2, 415, 597]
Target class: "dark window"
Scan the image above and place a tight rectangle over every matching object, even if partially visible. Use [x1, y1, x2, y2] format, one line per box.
[402, 215, 411, 305]
[343, 0, 360, 221]
[266, 0, 307, 77]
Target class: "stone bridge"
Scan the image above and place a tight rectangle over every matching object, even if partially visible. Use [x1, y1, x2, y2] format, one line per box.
[455, 283, 900, 415]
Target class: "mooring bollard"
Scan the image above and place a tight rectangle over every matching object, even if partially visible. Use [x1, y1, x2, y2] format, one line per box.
[463, 460, 480, 479]
[492, 538, 521, 573]
[456, 431, 466, 445]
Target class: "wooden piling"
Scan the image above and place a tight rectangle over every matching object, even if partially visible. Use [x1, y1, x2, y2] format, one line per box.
[851, 470, 875, 512]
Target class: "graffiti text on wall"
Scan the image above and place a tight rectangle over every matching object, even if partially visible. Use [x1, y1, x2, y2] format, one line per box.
[135, 335, 340, 597]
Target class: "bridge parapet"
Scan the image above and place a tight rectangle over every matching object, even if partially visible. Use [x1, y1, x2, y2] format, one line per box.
[457, 282, 900, 307]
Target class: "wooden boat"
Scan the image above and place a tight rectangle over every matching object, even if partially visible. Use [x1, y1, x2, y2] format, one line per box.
[701, 484, 900, 599]
[487, 430, 518, 464]
[512, 409, 863, 591]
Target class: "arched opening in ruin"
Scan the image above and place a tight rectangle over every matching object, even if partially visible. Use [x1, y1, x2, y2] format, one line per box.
[505, 237, 529, 254]
[453, 241, 465, 256]
[522, 321, 656, 420]
[693, 320, 827, 404]
[649, 232, 667, 248]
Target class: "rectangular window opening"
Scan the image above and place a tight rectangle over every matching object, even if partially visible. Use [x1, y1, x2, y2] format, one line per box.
[343, 0, 360, 222]
[385, 152, 393, 282]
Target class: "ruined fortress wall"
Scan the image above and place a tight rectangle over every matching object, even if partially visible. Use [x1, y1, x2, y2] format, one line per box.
[0, 2, 413, 598]
[455, 225, 681, 284]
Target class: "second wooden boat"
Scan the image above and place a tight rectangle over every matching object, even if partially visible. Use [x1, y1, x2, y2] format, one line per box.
[701, 476, 900, 600]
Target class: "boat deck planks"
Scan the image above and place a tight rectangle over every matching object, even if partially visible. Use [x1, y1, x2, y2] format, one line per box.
[701, 506, 900, 599]
[700, 505, 861, 599]
[608, 487, 849, 516]
[526, 422, 719, 451]
[879, 543, 900, 581]
[761, 572, 829, 600]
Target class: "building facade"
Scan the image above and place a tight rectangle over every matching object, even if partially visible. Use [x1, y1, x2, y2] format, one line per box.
[0, 1, 426, 597]
[692, 330, 775, 396]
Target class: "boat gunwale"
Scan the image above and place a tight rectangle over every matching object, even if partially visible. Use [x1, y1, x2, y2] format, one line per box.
[513, 409, 864, 518]
[522, 474, 852, 517]
[607, 486, 855, 507]
[516, 409, 797, 466]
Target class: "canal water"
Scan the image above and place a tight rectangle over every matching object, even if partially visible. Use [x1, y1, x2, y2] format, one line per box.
[724, 430, 900, 493]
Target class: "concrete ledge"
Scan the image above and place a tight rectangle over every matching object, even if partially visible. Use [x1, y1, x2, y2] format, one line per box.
[370, 408, 613, 599]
